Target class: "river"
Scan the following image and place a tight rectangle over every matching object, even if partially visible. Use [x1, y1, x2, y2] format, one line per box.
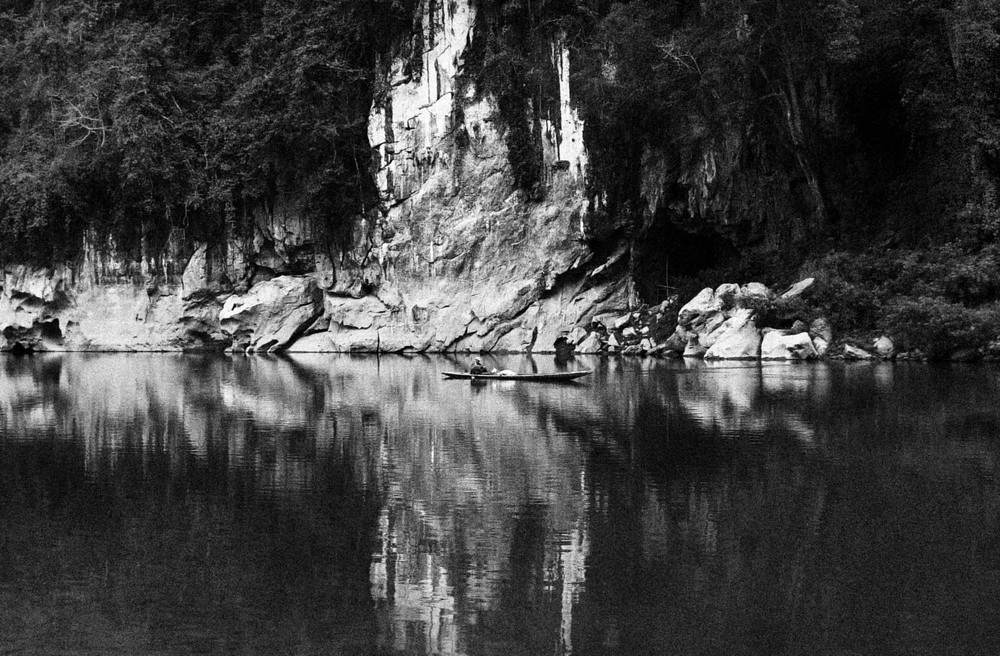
[1, 354, 999, 655]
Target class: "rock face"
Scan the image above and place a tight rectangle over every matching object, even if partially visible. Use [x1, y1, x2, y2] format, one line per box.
[0, 266, 71, 351]
[0, 0, 632, 354]
[0, 263, 231, 352]
[220, 276, 323, 352]
[346, 0, 620, 353]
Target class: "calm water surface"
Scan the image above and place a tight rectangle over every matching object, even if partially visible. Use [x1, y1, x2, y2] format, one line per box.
[1, 354, 1000, 655]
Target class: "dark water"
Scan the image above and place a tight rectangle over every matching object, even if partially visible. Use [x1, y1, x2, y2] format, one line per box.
[2, 354, 1000, 655]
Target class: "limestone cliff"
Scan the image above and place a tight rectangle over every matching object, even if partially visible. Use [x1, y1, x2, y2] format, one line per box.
[0, 0, 629, 354]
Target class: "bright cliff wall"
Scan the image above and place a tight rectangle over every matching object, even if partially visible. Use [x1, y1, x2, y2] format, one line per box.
[0, 0, 630, 354]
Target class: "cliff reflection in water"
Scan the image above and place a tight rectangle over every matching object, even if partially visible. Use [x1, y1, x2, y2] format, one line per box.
[2, 354, 1000, 655]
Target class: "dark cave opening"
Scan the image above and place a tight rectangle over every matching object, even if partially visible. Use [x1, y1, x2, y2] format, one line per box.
[40, 319, 62, 341]
[634, 219, 739, 304]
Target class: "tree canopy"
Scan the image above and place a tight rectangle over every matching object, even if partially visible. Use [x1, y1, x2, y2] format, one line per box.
[2, 0, 999, 271]
[0, 0, 415, 263]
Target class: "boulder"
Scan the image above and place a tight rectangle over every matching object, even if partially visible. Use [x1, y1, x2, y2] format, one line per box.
[678, 288, 722, 325]
[761, 330, 817, 360]
[698, 313, 730, 348]
[220, 276, 323, 352]
[574, 332, 603, 354]
[843, 344, 874, 360]
[613, 314, 632, 330]
[785, 332, 819, 360]
[622, 326, 637, 338]
[874, 335, 895, 359]
[607, 333, 620, 348]
[640, 338, 655, 352]
[809, 317, 833, 344]
[760, 330, 786, 359]
[622, 344, 643, 355]
[704, 309, 762, 360]
[715, 283, 742, 306]
[741, 282, 772, 301]
[781, 277, 815, 300]
[812, 336, 830, 357]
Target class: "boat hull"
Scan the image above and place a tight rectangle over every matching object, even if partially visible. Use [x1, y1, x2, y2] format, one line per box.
[442, 371, 591, 382]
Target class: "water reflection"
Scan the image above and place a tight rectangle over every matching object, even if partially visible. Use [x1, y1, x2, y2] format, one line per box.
[1, 354, 1000, 654]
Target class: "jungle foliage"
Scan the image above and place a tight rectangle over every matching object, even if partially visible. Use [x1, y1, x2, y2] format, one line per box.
[0, 0, 416, 262]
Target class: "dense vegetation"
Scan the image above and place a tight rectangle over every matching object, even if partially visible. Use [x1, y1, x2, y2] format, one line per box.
[3, 0, 1000, 355]
[0, 0, 415, 263]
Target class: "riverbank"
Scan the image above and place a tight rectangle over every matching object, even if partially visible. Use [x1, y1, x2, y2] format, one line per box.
[5, 249, 1000, 362]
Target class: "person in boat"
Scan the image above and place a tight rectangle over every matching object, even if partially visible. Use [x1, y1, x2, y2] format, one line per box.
[469, 357, 489, 375]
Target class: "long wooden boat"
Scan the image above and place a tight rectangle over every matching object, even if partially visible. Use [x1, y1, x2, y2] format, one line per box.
[442, 370, 591, 382]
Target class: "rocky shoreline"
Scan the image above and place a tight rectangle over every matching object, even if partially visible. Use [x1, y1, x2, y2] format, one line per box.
[561, 278, 968, 363]
[0, 262, 946, 361]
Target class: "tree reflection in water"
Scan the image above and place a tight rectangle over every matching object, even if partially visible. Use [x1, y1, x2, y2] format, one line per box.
[1, 354, 1000, 654]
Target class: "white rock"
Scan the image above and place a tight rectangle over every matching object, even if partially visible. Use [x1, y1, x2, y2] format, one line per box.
[640, 338, 655, 352]
[622, 326, 637, 338]
[575, 332, 603, 354]
[874, 335, 895, 358]
[567, 326, 588, 345]
[714, 283, 742, 305]
[699, 312, 729, 348]
[607, 333, 620, 348]
[613, 314, 632, 330]
[761, 330, 789, 359]
[813, 336, 830, 356]
[781, 277, 815, 299]
[761, 330, 817, 360]
[741, 282, 772, 300]
[844, 344, 874, 360]
[678, 288, 721, 325]
[704, 309, 761, 360]
[809, 317, 833, 343]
